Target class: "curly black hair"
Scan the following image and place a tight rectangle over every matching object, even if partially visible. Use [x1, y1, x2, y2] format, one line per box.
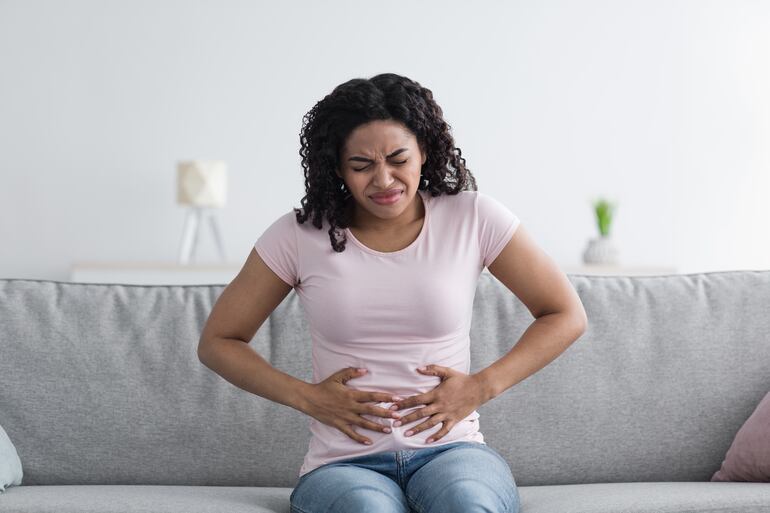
[294, 72, 478, 252]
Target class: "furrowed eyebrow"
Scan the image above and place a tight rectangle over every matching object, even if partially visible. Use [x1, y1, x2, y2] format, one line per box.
[347, 147, 409, 162]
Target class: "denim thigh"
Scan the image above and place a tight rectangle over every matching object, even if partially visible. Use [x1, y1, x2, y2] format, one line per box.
[290, 460, 409, 513]
[405, 442, 520, 513]
[290, 442, 519, 513]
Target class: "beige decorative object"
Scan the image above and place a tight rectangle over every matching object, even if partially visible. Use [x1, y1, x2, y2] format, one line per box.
[177, 160, 227, 208]
[176, 160, 228, 264]
[583, 236, 620, 265]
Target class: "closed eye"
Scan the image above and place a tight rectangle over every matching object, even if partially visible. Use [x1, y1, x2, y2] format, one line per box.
[353, 159, 408, 172]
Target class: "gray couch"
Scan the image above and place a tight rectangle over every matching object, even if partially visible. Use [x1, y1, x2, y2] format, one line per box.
[1, 270, 769, 512]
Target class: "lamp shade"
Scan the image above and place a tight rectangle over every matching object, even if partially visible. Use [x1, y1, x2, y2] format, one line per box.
[176, 160, 227, 208]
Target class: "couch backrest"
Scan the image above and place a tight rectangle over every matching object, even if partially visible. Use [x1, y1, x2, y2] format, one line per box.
[0, 271, 768, 488]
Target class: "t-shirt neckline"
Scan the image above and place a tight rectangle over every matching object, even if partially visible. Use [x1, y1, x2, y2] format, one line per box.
[345, 189, 430, 256]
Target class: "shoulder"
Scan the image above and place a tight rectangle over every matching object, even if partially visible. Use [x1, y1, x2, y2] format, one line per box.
[428, 190, 478, 212]
[263, 209, 301, 236]
[283, 207, 336, 244]
[272, 207, 315, 230]
[453, 190, 520, 233]
[474, 190, 515, 215]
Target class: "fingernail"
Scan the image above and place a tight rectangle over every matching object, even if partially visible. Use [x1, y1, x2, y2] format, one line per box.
[392, 396, 404, 401]
[394, 421, 402, 427]
[364, 440, 372, 445]
[417, 366, 426, 371]
[404, 430, 413, 436]
[358, 368, 367, 373]
[390, 405, 399, 410]
[383, 428, 391, 433]
[426, 438, 433, 443]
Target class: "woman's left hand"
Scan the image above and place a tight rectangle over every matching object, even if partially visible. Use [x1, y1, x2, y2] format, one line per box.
[391, 365, 487, 443]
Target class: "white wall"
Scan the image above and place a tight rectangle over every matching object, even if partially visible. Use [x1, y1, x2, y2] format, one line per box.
[1, 0, 768, 280]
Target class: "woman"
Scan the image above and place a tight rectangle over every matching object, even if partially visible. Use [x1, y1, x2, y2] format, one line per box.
[198, 73, 587, 513]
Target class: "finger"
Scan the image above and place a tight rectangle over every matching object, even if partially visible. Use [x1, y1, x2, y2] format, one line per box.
[394, 406, 431, 426]
[424, 364, 453, 376]
[391, 394, 428, 411]
[339, 367, 368, 384]
[403, 417, 442, 438]
[426, 422, 454, 443]
[418, 365, 443, 376]
[356, 417, 393, 434]
[346, 416, 393, 438]
[341, 410, 394, 434]
[348, 393, 404, 419]
[354, 391, 404, 404]
[363, 404, 403, 419]
[349, 401, 401, 419]
[337, 424, 374, 445]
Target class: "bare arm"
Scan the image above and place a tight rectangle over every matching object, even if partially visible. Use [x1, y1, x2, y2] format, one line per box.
[199, 336, 312, 413]
[475, 224, 588, 401]
[197, 247, 312, 414]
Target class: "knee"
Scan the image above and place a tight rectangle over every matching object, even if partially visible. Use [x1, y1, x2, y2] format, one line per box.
[332, 489, 376, 512]
[433, 478, 520, 513]
[331, 487, 408, 513]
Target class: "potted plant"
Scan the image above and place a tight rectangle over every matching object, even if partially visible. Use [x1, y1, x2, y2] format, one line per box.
[582, 197, 620, 265]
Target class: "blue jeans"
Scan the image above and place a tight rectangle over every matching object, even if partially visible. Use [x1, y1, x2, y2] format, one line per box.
[289, 441, 520, 513]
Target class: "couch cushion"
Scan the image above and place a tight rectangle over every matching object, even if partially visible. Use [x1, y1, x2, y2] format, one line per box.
[0, 279, 309, 488]
[0, 482, 768, 513]
[1, 271, 770, 487]
[477, 270, 770, 486]
[519, 481, 770, 513]
[0, 485, 292, 513]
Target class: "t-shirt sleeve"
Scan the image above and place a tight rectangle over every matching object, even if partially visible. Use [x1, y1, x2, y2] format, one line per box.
[476, 191, 521, 268]
[254, 211, 299, 287]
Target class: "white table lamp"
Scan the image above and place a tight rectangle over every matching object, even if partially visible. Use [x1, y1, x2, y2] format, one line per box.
[176, 160, 227, 264]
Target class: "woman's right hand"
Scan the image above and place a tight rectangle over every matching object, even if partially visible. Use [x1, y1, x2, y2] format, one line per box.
[304, 367, 403, 445]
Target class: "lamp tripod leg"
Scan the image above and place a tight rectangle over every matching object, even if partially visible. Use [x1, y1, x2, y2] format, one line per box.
[208, 212, 227, 262]
[178, 207, 202, 264]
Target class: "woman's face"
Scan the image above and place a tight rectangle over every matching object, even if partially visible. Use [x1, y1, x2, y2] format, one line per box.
[336, 119, 427, 226]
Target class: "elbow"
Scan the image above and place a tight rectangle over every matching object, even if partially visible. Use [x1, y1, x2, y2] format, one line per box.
[561, 301, 588, 337]
[573, 307, 588, 336]
[197, 338, 212, 365]
[576, 306, 588, 330]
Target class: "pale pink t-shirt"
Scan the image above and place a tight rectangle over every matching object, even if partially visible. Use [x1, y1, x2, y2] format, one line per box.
[254, 189, 520, 478]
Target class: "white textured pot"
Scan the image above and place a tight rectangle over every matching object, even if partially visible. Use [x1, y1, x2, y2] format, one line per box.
[582, 235, 620, 265]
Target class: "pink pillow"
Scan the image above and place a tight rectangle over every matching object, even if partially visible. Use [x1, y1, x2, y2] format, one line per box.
[711, 391, 770, 482]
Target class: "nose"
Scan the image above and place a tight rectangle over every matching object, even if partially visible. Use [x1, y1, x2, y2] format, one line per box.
[371, 162, 400, 188]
